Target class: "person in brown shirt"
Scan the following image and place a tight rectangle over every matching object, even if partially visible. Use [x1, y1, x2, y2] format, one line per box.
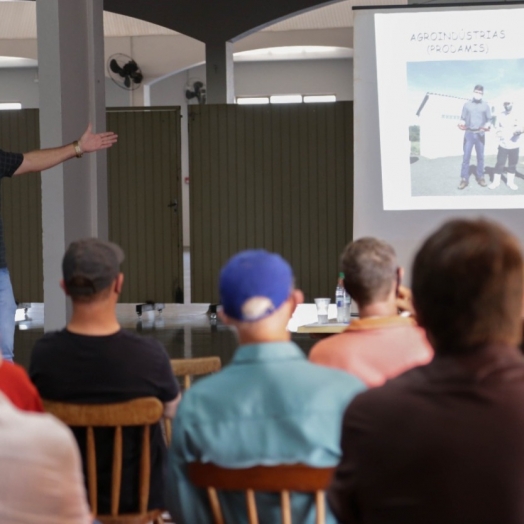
[329, 218, 524, 524]
[309, 238, 432, 386]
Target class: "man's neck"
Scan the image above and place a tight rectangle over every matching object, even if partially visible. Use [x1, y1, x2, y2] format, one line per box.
[357, 300, 398, 319]
[67, 302, 120, 336]
[237, 330, 291, 346]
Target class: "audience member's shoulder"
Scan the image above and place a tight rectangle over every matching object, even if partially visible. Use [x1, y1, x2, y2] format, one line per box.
[346, 364, 426, 412]
[116, 330, 172, 369]
[1, 360, 28, 379]
[7, 401, 76, 452]
[34, 329, 66, 345]
[309, 332, 345, 361]
[31, 329, 67, 356]
[117, 329, 166, 350]
[305, 356, 366, 389]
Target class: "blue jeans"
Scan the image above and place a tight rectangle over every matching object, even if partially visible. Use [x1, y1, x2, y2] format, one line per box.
[0, 268, 16, 362]
[461, 131, 485, 180]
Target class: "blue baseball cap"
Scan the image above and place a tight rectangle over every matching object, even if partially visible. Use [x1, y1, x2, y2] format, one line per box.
[219, 250, 294, 322]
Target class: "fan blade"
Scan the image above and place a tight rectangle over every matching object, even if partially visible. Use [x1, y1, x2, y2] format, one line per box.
[109, 59, 125, 76]
[124, 60, 139, 75]
[124, 76, 131, 88]
[131, 71, 143, 84]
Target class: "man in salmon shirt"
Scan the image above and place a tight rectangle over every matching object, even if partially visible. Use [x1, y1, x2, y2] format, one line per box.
[0, 355, 43, 412]
[309, 237, 432, 387]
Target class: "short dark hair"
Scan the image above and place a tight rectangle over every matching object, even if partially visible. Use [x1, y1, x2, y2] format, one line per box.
[412, 219, 523, 354]
[340, 237, 397, 307]
[474, 84, 484, 93]
[67, 276, 112, 304]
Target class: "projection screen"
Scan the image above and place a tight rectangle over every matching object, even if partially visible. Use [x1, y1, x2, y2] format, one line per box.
[353, 2, 524, 275]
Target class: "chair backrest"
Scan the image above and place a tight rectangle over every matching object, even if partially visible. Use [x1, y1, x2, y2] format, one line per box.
[188, 463, 335, 524]
[43, 397, 163, 523]
[171, 356, 222, 390]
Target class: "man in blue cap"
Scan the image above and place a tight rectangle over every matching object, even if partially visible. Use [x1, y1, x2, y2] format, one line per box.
[166, 249, 365, 524]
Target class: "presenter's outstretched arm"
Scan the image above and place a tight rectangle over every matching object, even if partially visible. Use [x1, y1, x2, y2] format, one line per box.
[14, 123, 118, 176]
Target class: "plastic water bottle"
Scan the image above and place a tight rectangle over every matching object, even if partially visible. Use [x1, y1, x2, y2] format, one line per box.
[336, 273, 346, 322]
[343, 288, 352, 323]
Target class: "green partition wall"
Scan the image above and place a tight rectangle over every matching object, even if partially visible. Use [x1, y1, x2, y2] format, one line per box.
[189, 102, 354, 303]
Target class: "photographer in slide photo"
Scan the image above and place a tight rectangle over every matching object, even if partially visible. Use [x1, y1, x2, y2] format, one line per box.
[489, 99, 523, 191]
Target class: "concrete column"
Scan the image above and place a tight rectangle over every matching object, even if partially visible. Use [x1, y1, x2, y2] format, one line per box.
[36, 0, 108, 331]
[205, 40, 235, 104]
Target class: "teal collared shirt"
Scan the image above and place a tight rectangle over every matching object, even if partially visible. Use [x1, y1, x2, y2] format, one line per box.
[166, 341, 365, 523]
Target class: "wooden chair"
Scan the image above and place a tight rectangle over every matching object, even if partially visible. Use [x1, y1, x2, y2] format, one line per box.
[188, 463, 335, 524]
[170, 356, 222, 390]
[43, 397, 164, 524]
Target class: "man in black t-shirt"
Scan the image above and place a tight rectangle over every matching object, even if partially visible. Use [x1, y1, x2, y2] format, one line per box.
[0, 124, 117, 363]
[30, 238, 180, 515]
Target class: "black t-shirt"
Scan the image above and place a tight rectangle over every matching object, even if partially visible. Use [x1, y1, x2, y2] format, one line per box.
[29, 328, 179, 514]
[0, 149, 23, 268]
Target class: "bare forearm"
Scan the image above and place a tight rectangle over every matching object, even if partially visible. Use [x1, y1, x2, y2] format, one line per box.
[14, 143, 77, 176]
[13, 123, 118, 176]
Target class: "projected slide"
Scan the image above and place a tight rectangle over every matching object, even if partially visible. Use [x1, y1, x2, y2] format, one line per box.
[375, 8, 524, 210]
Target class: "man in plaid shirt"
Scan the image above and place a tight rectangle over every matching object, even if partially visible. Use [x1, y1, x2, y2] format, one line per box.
[0, 124, 117, 361]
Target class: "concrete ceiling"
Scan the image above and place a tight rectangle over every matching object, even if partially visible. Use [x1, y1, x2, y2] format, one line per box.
[0, 0, 402, 76]
[0, 0, 400, 38]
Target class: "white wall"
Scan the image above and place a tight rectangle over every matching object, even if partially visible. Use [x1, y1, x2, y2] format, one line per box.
[235, 59, 353, 100]
[0, 68, 39, 108]
[0, 68, 131, 108]
[106, 77, 133, 107]
[150, 59, 353, 103]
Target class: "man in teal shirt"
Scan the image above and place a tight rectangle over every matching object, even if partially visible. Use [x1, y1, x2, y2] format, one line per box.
[166, 249, 365, 523]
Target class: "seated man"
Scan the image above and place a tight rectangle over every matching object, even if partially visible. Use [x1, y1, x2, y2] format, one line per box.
[329, 219, 524, 523]
[0, 355, 43, 412]
[309, 237, 432, 387]
[166, 249, 365, 524]
[30, 238, 180, 515]
[0, 392, 91, 523]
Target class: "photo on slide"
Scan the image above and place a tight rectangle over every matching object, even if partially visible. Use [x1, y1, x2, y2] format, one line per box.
[374, 7, 524, 209]
[408, 59, 524, 197]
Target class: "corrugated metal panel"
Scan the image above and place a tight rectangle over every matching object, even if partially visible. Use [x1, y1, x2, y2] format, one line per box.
[0, 107, 183, 304]
[107, 107, 183, 304]
[0, 108, 43, 302]
[189, 102, 353, 303]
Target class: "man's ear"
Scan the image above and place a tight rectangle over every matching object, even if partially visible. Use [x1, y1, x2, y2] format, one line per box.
[218, 308, 233, 325]
[289, 289, 304, 310]
[295, 289, 305, 305]
[114, 273, 124, 295]
[59, 280, 69, 296]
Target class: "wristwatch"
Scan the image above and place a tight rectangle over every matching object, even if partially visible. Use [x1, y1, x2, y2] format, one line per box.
[73, 140, 83, 158]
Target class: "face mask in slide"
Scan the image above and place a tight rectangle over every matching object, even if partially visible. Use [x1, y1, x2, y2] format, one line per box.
[473, 93, 483, 101]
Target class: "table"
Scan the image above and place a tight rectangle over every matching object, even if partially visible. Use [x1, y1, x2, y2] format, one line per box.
[297, 319, 348, 336]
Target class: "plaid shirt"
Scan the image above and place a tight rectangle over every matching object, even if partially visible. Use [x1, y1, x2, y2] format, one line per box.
[0, 149, 24, 268]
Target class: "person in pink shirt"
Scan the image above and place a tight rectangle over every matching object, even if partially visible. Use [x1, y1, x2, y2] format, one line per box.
[309, 237, 432, 387]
